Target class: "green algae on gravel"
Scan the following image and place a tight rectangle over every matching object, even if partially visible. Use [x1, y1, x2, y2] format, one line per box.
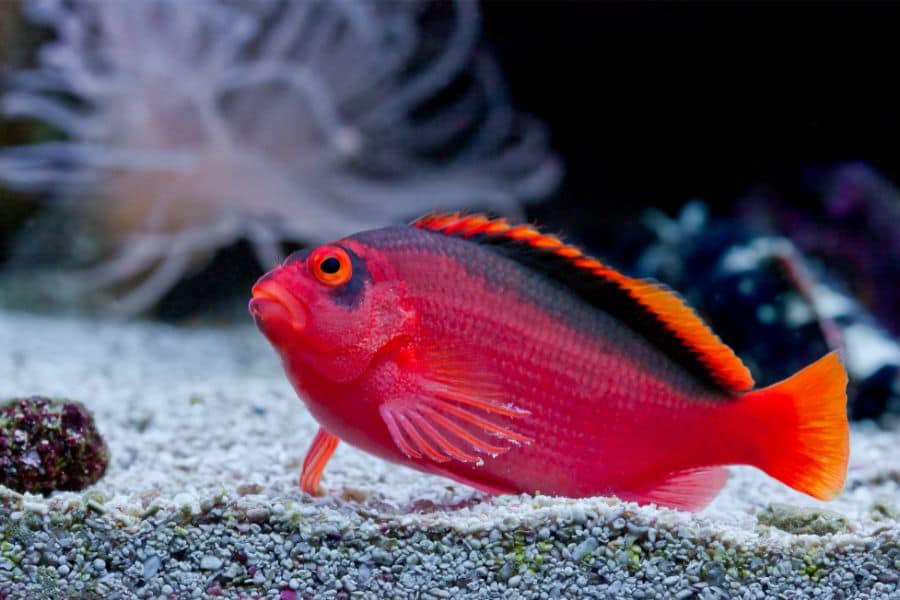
[0, 493, 897, 599]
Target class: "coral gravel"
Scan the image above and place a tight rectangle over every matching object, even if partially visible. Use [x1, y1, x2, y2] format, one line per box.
[0, 310, 896, 597]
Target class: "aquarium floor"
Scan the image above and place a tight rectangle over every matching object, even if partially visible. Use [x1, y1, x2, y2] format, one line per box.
[0, 310, 898, 599]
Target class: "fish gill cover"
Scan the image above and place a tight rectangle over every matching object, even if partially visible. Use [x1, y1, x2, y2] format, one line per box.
[0, 0, 560, 315]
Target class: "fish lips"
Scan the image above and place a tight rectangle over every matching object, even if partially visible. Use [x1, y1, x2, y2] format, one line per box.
[249, 278, 308, 336]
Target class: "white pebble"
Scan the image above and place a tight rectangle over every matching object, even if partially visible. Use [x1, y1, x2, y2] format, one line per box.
[200, 555, 223, 570]
[23, 502, 48, 514]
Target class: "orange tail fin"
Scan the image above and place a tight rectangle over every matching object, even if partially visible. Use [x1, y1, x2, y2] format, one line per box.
[740, 351, 849, 500]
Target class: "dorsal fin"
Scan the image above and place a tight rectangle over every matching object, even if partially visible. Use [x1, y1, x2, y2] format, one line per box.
[413, 213, 754, 394]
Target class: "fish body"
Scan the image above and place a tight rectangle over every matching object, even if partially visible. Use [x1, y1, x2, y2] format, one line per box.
[250, 214, 849, 510]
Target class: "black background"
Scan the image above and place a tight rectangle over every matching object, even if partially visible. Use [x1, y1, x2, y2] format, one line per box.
[481, 1, 900, 239]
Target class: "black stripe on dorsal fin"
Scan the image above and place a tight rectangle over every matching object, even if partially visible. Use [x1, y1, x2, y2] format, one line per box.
[413, 213, 754, 394]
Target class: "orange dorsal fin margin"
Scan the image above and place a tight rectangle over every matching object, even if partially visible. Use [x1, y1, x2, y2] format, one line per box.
[414, 212, 754, 394]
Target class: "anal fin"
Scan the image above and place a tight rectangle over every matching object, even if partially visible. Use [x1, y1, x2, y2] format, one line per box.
[623, 467, 730, 512]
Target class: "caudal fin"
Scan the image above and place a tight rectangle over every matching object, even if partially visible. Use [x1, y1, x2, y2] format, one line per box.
[740, 352, 849, 500]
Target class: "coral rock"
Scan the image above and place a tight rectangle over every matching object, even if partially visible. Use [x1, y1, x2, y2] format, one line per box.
[757, 502, 849, 535]
[0, 396, 108, 494]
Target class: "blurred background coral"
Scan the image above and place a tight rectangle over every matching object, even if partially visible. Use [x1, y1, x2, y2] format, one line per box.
[2, 0, 900, 420]
[0, 0, 560, 316]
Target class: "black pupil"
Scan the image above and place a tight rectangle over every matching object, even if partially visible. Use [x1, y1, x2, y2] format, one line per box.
[320, 256, 341, 274]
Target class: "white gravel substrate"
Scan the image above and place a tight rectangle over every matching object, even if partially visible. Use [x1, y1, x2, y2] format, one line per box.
[0, 309, 898, 599]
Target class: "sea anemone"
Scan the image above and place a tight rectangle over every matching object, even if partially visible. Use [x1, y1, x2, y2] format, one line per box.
[0, 0, 561, 315]
[0, 396, 109, 494]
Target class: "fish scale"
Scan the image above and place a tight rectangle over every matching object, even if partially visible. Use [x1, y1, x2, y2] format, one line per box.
[404, 237, 702, 413]
[357, 229, 737, 492]
[250, 214, 850, 510]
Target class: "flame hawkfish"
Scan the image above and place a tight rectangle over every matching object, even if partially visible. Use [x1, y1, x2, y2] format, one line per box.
[249, 213, 850, 511]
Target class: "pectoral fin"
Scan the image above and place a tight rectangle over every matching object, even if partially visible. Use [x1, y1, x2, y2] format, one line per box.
[299, 427, 339, 495]
[379, 344, 532, 466]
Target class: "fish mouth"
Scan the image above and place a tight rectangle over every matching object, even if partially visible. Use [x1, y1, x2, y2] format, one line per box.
[249, 278, 308, 334]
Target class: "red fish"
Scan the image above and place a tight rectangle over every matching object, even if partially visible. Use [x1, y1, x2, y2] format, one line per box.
[249, 213, 849, 511]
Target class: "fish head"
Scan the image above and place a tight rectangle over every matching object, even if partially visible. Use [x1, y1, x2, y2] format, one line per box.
[249, 239, 414, 383]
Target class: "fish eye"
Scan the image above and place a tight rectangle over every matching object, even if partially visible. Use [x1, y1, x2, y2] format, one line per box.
[320, 257, 340, 274]
[310, 246, 352, 286]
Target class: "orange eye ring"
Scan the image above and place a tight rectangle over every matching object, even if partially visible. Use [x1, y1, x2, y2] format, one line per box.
[309, 246, 352, 286]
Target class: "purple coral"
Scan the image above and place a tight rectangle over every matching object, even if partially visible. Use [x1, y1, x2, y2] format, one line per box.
[739, 163, 900, 337]
[0, 0, 560, 314]
[0, 396, 109, 494]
